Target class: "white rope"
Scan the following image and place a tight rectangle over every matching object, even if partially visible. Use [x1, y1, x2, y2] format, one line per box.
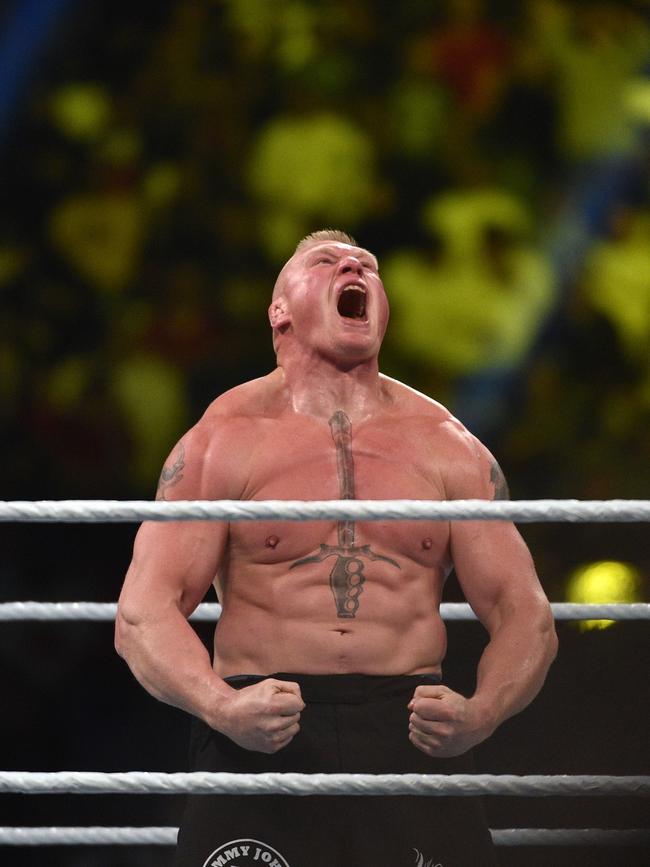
[1, 601, 648, 622]
[0, 826, 647, 847]
[2, 498, 650, 523]
[547, 603, 650, 621]
[0, 771, 648, 797]
[0, 827, 178, 846]
[0, 602, 120, 622]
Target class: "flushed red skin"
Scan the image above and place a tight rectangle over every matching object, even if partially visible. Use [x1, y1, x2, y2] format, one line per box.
[116, 241, 557, 757]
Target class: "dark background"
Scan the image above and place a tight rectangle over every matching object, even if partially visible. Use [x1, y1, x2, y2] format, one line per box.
[1, 1, 649, 864]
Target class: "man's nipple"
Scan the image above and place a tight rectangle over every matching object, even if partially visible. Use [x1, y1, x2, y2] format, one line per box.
[422, 537, 432, 550]
[265, 535, 279, 548]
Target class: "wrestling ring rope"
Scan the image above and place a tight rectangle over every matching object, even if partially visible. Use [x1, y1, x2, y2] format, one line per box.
[2, 601, 649, 621]
[2, 497, 650, 522]
[3, 497, 649, 850]
[1, 826, 648, 847]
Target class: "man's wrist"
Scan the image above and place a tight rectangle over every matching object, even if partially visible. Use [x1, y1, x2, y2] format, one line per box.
[467, 693, 500, 739]
[197, 681, 236, 731]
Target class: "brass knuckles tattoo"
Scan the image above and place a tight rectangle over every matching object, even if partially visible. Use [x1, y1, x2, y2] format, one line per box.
[290, 411, 400, 618]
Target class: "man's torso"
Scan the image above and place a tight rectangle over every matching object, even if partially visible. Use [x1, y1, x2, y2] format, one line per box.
[202, 374, 471, 678]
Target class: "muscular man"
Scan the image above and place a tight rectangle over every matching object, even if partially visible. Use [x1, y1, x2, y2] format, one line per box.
[116, 229, 558, 866]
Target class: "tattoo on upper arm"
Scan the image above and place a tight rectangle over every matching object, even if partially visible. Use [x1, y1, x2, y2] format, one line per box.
[490, 459, 510, 500]
[156, 443, 185, 500]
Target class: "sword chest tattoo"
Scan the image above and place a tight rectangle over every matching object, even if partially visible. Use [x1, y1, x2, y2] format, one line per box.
[290, 410, 400, 618]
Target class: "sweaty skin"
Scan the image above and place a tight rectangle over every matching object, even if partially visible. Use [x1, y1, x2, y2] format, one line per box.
[116, 240, 557, 757]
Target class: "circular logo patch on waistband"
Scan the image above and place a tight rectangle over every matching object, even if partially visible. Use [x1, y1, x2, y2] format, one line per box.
[202, 838, 290, 867]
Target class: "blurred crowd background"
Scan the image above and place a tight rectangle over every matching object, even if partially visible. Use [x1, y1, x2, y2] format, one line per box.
[1, 0, 649, 864]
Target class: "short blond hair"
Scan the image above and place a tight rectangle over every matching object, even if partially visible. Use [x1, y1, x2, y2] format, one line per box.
[271, 229, 363, 306]
[294, 229, 358, 255]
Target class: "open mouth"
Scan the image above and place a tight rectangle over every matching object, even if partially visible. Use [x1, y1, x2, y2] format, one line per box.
[337, 286, 367, 320]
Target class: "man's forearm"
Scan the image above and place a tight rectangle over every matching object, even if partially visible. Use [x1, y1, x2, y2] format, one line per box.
[470, 603, 558, 735]
[115, 607, 232, 728]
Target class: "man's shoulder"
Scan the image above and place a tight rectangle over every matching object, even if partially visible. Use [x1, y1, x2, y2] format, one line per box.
[381, 375, 473, 440]
[380, 374, 493, 482]
[173, 374, 278, 463]
[200, 372, 281, 428]
[168, 374, 281, 499]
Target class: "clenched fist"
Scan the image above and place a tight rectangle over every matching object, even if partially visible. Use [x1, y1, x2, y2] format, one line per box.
[408, 684, 490, 758]
[215, 678, 305, 753]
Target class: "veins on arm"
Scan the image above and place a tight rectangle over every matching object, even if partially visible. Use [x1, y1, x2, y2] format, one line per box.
[490, 459, 510, 501]
[156, 443, 186, 500]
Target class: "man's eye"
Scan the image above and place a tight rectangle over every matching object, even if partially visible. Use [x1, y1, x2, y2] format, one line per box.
[316, 258, 334, 264]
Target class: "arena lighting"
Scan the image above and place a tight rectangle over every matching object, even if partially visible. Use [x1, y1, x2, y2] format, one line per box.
[566, 560, 643, 631]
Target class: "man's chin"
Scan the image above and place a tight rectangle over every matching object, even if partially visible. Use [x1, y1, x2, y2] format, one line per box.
[328, 338, 379, 366]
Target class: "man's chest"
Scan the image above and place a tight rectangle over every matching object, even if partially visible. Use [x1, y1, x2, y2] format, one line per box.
[241, 413, 444, 502]
[224, 412, 450, 568]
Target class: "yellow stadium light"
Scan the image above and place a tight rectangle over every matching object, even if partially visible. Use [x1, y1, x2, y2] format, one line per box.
[565, 560, 643, 632]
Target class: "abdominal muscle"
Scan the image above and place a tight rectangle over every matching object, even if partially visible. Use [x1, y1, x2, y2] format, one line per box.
[211, 560, 448, 678]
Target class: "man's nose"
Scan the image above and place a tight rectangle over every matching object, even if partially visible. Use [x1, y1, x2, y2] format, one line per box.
[338, 257, 363, 276]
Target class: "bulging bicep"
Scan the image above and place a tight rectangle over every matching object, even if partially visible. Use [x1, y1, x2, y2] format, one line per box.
[444, 428, 542, 628]
[122, 518, 227, 619]
[120, 422, 234, 620]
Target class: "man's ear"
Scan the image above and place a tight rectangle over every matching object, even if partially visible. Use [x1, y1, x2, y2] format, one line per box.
[268, 297, 291, 329]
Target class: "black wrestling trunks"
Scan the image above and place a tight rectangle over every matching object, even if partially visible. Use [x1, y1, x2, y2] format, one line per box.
[173, 673, 497, 866]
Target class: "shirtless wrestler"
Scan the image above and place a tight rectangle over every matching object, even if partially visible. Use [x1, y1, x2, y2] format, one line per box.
[116, 229, 558, 866]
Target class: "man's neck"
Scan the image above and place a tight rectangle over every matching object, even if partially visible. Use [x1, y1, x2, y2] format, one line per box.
[276, 353, 384, 422]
